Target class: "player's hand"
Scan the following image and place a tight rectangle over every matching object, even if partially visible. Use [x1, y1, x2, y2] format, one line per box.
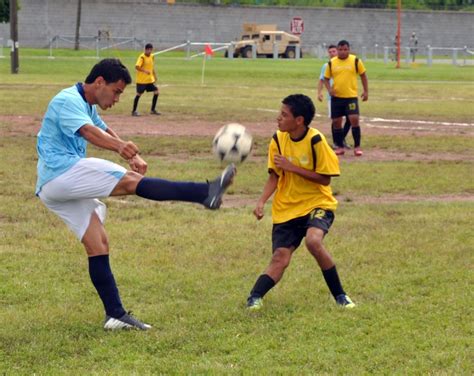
[329, 88, 336, 97]
[254, 202, 265, 220]
[118, 141, 139, 160]
[274, 155, 293, 172]
[128, 154, 148, 175]
[361, 91, 369, 101]
[317, 92, 324, 102]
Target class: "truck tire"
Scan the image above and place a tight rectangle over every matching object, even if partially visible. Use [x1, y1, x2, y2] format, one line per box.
[285, 47, 296, 59]
[242, 46, 253, 58]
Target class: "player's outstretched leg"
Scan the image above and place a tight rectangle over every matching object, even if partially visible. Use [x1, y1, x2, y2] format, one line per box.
[134, 164, 236, 210]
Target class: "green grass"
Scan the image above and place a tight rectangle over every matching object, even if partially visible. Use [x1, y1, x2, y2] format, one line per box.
[0, 49, 473, 374]
[1, 49, 473, 122]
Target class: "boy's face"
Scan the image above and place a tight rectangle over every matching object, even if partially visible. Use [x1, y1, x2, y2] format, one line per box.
[327, 47, 337, 59]
[94, 77, 126, 110]
[145, 47, 153, 56]
[277, 104, 304, 133]
[337, 44, 350, 59]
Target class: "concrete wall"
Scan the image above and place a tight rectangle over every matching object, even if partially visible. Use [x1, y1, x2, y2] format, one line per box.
[0, 0, 473, 52]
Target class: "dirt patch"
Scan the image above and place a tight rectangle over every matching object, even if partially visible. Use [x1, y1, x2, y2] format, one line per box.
[2, 113, 473, 138]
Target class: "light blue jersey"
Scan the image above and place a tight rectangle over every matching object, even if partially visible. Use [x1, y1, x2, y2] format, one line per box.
[319, 63, 333, 100]
[36, 84, 107, 194]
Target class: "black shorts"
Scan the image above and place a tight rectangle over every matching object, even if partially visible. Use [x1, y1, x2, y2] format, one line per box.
[136, 83, 158, 94]
[331, 97, 359, 119]
[271, 208, 335, 251]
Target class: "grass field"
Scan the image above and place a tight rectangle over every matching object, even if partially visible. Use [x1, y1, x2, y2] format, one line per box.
[0, 50, 473, 374]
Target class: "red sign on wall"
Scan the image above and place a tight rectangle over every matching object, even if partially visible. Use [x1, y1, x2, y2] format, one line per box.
[290, 17, 304, 35]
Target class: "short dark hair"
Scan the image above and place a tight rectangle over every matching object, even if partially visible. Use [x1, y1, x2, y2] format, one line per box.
[85, 58, 131, 85]
[328, 44, 337, 50]
[145, 43, 153, 49]
[337, 40, 350, 48]
[282, 94, 316, 127]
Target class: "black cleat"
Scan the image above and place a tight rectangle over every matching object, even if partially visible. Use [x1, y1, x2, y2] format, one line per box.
[203, 164, 236, 210]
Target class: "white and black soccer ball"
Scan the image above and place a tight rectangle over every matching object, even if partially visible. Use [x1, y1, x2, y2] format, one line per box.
[212, 123, 253, 163]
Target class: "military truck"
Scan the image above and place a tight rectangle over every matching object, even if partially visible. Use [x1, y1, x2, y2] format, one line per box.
[228, 23, 301, 59]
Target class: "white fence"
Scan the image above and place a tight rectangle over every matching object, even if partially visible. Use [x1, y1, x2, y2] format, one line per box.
[47, 35, 145, 58]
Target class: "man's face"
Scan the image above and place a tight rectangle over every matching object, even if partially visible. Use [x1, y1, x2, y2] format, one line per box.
[337, 44, 350, 59]
[277, 104, 303, 133]
[328, 47, 337, 59]
[94, 77, 126, 110]
[145, 47, 153, 56]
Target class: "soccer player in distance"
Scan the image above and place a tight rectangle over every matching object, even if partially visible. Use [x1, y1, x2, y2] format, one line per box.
[324, 40, 369, 156]
[246, 94, 355, 310]
[317, 44, 352, 150]
[36, 58, 236, 330]
[132, 43, 160, 116]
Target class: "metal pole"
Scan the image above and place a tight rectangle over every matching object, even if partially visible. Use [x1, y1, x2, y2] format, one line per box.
[10, 0, 19, 73]
[427, 45, 432, 67]
[74, 0, 82, 50]
[396, 0, 401, 68]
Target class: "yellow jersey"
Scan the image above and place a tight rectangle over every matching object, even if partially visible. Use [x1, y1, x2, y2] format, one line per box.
[324, 54, 366, 98]
[268, 128, 340, 224]
[135, 53, 156, 84]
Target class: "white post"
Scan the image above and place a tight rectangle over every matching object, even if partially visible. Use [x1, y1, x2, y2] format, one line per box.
[427, 46, 432, 66]
[384, 46, 389, 64]
[201, 54, 206, 85]
[251, 43, 256, 59]
[273, 41, 278, 59]
[452, 49, 458, 65]
[186, 40, 191, 59]
[295, 44, 300, 60]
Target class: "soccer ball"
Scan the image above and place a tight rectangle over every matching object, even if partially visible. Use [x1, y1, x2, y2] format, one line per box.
[212, 123, 253, 163]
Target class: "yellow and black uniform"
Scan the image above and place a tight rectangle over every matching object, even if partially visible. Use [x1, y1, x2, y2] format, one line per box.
[324, 54, 365, 98]
[269, 128, 340, 224]
[324, 54, 366, 119]
[135, 53, 156, 84]
[132, 50, 160, 115]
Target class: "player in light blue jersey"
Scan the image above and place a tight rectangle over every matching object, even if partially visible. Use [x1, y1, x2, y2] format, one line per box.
[317, 45, 351, 150]
[36, 59, 236, 331]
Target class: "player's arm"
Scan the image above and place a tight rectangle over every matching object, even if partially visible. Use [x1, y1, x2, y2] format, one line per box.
[254, 171, 278, 220]
[79, 124, 138, 160]
[360, 72, 369, 101]
[274, 155, 330, 185]
[324, 78, 334, 97]
[104, 127, 147, 174]
[135, 57, 150, 75]
[317, 79, 324, 102]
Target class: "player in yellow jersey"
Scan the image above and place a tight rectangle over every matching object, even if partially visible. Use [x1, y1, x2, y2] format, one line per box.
[132, 43, 160, 116]
[324, 40, 369, 156]
[246, 94, 355, 311]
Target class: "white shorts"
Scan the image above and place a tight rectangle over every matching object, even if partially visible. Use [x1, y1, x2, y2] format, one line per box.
[38, 158, 127, 240]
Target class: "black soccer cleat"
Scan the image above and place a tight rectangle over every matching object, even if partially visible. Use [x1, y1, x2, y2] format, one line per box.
[203, 163, 236, 210]
[103, 311, 152, 331]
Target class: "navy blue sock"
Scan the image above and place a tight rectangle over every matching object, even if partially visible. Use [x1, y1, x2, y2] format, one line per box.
[132, 95, 140, 112]
[151, 94, 158, 111]
[352, 126, 361, 148]
[249, 274, 276, 299]
[88, 255, 126, 318]
[322, 266, 345, 299]
[136, 177, 208, 203]
[333, 127, 344, 148]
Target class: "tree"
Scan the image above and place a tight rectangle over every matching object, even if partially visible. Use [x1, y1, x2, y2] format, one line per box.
[0, 0, 10, 23]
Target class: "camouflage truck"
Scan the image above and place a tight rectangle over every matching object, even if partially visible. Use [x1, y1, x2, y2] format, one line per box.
[228, 23, 301, 59]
